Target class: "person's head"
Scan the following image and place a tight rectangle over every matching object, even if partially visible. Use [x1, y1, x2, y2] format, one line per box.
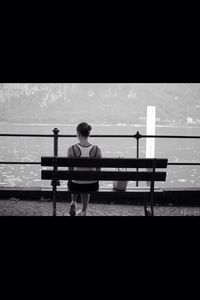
[76, 122, 92, 139]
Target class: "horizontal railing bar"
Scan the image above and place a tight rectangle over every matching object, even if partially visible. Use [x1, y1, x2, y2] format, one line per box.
[143, 135, 200, 139]
[0, 162, 41, 165]
[0, 134, 53, 137]
[1, 133, 200, 139]
[0, 134, 139, 138]
[61, 135, 135, 138]
[168, 163, 200, 165]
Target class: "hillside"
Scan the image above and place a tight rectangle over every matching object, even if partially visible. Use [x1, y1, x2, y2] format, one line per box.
[0, 83, 200, 125]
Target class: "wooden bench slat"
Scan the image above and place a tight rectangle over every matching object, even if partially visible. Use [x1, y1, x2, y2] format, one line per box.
[41, 170, 166, 181]
[41, 157, 168, 168]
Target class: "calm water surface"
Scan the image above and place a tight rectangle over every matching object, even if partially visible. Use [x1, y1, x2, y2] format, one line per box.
[0, 124, 200, 189]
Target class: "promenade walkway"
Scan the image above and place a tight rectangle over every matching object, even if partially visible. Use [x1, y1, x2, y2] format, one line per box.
[1, 199, 200, 216]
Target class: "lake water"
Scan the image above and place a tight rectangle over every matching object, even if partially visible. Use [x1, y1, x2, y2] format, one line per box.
[0, 123, 200, 189]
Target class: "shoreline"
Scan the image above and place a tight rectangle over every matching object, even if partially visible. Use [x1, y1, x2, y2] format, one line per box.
[1, 122, 200, 129]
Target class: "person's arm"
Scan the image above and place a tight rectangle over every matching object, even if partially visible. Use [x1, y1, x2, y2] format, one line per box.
[96, 146, 102, 171]
[90, 145, 102, 170]
[67, 146, 74, 171]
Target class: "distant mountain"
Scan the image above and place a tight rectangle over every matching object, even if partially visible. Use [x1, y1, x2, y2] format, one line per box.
[0, 83, 200, 125]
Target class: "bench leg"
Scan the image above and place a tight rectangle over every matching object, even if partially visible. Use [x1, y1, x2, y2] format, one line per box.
[150, 181, 154, 216]
[150, 196, 154, 216]
[144, 184, 154, 216]
[144, 194, 153, 216]
[144, 194, 148, 216]
[53, 183, 57, 216]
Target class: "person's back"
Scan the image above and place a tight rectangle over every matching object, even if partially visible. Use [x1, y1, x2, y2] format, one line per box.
[71, 143, 100, 184]
[67, 122, 102, 216]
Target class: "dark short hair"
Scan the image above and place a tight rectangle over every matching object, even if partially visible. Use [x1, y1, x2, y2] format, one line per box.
[76, 122, 92, 137]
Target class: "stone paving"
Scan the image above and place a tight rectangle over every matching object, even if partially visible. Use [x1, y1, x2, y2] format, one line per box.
[1, 199, 200, 216]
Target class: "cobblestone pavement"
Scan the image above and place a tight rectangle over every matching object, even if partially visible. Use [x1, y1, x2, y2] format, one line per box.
[0, 199, 200, 216]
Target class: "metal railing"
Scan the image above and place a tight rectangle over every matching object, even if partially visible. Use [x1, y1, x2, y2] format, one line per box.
[1, 128, 200, 180]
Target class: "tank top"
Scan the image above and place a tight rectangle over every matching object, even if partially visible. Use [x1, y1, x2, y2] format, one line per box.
[72, 143, 98, 184]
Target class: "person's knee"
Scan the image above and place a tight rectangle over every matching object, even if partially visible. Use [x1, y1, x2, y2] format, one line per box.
[71, 193, 79, 201]
[81, 193, 90, 201]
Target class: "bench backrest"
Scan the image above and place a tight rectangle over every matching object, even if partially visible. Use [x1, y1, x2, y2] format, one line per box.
[41, 157, 168, 182]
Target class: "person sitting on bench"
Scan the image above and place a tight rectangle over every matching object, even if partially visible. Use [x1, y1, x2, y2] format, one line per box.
[67, 122, 102, 216]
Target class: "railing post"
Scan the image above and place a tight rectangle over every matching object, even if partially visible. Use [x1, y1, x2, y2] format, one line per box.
[135, 131, 142, 187]
[51, 128, 60, 216]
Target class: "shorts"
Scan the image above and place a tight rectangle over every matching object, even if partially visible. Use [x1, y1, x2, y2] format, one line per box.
[67, 180, 99, 192]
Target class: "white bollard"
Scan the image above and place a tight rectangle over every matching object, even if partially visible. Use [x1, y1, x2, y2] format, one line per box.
[146, 106, 156, 186]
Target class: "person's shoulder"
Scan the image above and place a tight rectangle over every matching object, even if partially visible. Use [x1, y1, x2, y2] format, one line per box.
[68, 144, 81, 157]
[90, 145, 102, 158]
[73, 144, 81, 157]
[67, 145, 73, 157]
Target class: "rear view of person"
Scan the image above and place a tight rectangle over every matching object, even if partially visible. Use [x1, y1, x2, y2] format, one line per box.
[67, 122, 102, 216]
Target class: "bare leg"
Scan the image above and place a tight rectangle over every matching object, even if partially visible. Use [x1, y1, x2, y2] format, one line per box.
[71, 193, 79, 204]
[81, 193, 90, 212]
[69, 193, 79, 216]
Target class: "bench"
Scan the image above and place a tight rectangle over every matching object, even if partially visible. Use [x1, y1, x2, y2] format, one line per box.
[41, 157, 168, 216]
